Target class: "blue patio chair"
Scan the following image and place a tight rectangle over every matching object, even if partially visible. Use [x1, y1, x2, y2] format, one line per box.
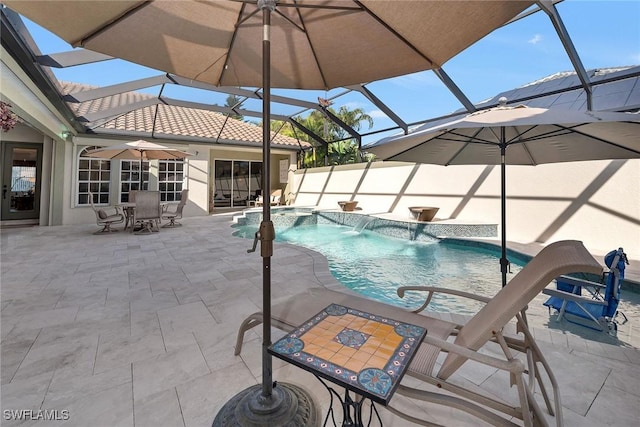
[543, 247, 629, 335]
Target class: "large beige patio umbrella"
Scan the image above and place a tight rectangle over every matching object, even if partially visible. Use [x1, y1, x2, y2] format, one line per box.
[3, 1, 535, 424]
[85, 140, 192, 189]
[367, 101, 640, 287]
[4, 1, 533, 89]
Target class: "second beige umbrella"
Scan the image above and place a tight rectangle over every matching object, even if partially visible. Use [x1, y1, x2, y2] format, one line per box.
[367, 101, 640, 287]
[85, 140, 192, 189]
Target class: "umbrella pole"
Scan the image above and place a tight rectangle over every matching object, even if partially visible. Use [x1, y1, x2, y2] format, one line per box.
[213, 1, 318, 424]
[260, 0, 274, 400]
[500, 128, 509, 288]
[139, 152, 144, 190]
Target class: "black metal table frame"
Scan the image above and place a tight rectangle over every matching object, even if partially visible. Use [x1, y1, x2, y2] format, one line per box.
[316, 376, 382, 427]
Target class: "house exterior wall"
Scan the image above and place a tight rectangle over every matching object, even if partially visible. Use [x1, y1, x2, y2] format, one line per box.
[59, 138, 296, 224]
[208, 145, 295, 208]
[2, 43, 301, 227]
[2, 128, 298, 227]
[291, 160, 640, 257]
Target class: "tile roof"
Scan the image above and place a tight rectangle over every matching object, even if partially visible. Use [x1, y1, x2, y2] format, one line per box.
[58, 81, 309, 149]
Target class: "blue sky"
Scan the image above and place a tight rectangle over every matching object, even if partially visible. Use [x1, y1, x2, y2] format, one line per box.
[19, 0, 640, 145]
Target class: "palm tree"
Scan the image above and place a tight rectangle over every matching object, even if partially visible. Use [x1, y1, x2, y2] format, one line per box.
[269, 105, 373, 167]
[306, 107, 373, 167]
[225, 94, 244, 121]
[270, 120, 300, 139]
[324, 106, 373, 165]
[328, 140, 359, 164]
[334, 106, 374, 138]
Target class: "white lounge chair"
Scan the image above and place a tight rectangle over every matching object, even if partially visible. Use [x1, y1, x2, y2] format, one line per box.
[235, 240, 602, 427]
[255, 189, 282, 206]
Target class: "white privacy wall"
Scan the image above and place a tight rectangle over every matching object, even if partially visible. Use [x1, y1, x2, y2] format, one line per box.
[291, 160, 640, 257]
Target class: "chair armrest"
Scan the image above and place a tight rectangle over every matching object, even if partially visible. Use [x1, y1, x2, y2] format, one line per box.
[398, 286, 491, 314]
[422, 333, 524, 373]
[556, 275, 606, 290]
[542, 288, 608, 306]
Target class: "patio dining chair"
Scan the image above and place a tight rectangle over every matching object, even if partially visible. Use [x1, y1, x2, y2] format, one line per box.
[88, 191, 124, 234]
[131, 190, 161, 234]
[162, 189, 188, 227]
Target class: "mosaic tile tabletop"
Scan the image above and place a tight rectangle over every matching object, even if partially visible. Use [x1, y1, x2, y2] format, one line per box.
[268, 303, 427, 405]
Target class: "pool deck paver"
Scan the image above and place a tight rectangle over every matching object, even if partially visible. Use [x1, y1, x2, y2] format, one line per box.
[1, 213, 639, 426]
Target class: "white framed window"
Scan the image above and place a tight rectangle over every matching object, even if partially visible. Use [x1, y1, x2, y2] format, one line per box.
[159, 159, 185, 202]
[120, 160, 149, 202]
[77, 146, 111, 205]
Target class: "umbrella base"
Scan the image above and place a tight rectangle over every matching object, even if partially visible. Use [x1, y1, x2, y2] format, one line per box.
[212, 382, 319, 427]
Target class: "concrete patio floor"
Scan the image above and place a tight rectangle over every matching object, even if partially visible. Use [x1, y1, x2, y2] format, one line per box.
[1, 214, 639, 426]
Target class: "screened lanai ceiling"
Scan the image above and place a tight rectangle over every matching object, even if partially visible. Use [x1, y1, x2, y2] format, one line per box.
[374, 65, 640, 143]
[1, 1, 638, 150]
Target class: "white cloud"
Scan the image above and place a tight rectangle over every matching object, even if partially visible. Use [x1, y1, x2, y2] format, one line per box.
[367, 109, 388, 119]
[391, 71, 440, 89]
[341, 101, 366, 110]
[528, 34, 543, 45]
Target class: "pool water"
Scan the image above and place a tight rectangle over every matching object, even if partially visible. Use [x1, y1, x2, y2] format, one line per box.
[234, 223, 523, 314]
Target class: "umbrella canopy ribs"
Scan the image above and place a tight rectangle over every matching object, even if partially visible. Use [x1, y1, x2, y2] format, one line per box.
[3, 0, 534, 90]
[368, 100, 640, 287]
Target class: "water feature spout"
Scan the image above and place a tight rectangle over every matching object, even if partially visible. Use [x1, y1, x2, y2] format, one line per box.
[353, 216, 375, 233]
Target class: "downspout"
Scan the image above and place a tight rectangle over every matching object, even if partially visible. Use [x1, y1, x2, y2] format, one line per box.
[47, 136, 57, 226]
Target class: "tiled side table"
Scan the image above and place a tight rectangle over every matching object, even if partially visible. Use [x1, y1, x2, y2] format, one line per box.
[269, 303, 427, 426]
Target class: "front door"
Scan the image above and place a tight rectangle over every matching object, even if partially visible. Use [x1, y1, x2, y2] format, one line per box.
[1, 143, 42, 221]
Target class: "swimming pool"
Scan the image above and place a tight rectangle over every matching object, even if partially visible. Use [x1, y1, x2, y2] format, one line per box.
[233, 223, 524, 314]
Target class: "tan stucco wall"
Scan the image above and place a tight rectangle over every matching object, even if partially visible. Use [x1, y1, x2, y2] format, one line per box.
[58, 140, 298, 223]
[64, 137, 219, 224]
[291, 160, 640, 257]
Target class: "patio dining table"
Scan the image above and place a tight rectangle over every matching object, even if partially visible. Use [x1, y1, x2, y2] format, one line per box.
[117, 197, 167, 232]
[117, 202, 136, 231]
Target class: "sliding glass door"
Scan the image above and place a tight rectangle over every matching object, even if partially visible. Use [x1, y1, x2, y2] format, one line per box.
[214, 160, 262, 207]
